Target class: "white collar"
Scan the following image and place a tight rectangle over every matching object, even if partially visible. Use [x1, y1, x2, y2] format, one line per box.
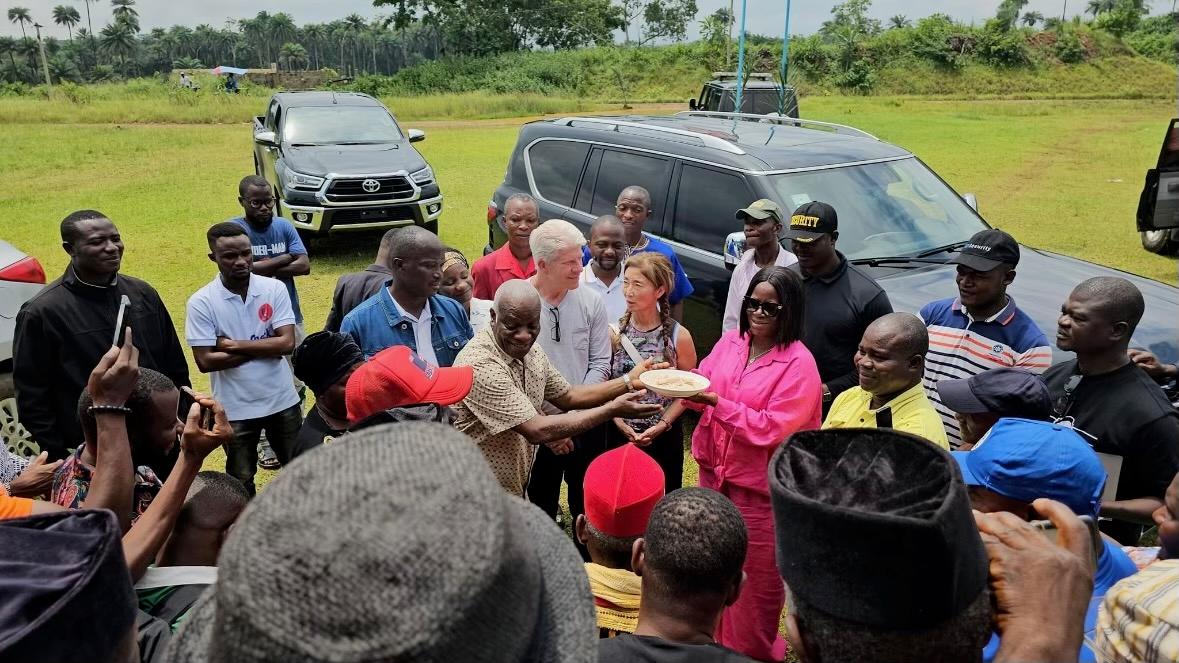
[134, 565, 219, 589]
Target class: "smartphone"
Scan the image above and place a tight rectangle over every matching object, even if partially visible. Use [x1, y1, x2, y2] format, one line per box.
[1031, 515, 1100, 565]
[112, 295, 131, 347]
[180, 386, 214, 430]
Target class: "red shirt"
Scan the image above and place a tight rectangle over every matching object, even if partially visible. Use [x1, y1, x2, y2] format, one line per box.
[471, 244, 536, 300]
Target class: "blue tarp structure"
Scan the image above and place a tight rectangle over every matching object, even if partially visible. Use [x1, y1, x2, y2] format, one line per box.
[211, 66, 248, 76]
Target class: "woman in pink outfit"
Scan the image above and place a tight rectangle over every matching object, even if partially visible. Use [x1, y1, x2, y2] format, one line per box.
[665, 266, 822, 662]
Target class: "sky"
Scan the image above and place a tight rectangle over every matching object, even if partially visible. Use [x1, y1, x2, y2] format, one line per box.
[2, 0, 1173, 40]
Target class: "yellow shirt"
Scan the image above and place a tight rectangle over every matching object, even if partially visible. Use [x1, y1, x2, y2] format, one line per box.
[822, 382, 950, 449]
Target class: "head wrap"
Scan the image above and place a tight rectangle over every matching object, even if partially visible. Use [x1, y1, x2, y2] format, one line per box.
[442, 250, 469, 275]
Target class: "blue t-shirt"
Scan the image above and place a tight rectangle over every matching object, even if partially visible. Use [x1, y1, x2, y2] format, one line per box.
[982, 537, 1138, 663]
[231, 217, 308, 323]
[580, 233, 694, 305]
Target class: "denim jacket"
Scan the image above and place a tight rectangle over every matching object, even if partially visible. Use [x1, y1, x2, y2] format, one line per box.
[340, 284, 474, 367]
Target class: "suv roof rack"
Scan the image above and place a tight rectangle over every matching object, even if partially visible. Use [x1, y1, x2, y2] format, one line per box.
[711, 71, 775, 81]
[553, 116, 746, 155]
[675, 111, 879, 141]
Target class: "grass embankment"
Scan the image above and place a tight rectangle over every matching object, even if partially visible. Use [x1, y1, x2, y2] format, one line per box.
[2, 97, 1175, 480]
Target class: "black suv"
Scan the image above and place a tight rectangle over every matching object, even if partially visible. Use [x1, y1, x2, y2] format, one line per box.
[489, 111, 1179, 362]
[689, 72, 799, 117]
[1137, 118, 1179, 255]
[253, 91, 443, 236]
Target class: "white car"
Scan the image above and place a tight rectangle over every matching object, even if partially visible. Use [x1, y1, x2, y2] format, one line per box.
[0, 241, 46, 397]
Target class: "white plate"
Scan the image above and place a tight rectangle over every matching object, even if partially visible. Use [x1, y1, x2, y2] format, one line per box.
[640, 369, 710, 398]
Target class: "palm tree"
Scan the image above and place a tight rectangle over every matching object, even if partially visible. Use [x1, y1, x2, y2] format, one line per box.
[269, 12, 296, 63]
[1086, 0, 1115, 16]
[278, 42, 307, 71]
[888, 15, 911, 29]
[302, 23, 325, 69]
[15, 36, 38, 79]
[109, 0, 136, 22]
[99, 20, 136, 66]
[0, 35, 17, 71]
[52, 5, 81, 40]
[7, 7, 31, 39]
[343, 14, 366, 74]
[1021, 10, 1045, 27]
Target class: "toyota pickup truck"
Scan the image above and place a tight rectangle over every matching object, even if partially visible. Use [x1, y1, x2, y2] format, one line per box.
[253, 91, 443, 236]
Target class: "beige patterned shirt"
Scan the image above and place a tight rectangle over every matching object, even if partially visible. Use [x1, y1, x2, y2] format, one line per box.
[452, 328, 571, 496]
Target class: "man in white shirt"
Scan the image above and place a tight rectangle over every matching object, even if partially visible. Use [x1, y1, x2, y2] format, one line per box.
[580, 215, 627, 323]
[186, 223, 302, 495]
[722, 199, 798, 333]
[528, 219, 612, 530]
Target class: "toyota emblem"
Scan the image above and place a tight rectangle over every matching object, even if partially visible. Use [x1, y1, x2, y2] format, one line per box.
[361, 178, 381, 193]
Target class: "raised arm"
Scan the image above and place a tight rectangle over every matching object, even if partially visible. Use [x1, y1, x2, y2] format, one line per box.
[80, 335, 141, 534]
[552, 357, 668, 411]
[122, 391, 233, 581]
[516, 392, 660, 445]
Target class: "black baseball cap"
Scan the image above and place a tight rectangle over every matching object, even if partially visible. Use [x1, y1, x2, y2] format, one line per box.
[950, 229, 1020, 271]
[935, 368, 1052, 420]
[783, 201, 838, 242]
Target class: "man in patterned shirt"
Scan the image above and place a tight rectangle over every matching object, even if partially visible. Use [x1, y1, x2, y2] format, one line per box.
[451, 280, 665, 496]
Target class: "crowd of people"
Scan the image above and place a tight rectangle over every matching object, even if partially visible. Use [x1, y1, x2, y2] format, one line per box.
[2, 174, 1179, 663]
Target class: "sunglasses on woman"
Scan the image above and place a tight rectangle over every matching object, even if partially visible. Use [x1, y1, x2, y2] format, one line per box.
[744, 297, 783, 317]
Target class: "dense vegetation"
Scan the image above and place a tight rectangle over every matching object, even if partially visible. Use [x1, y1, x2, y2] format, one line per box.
[0, 0, 1174, 100]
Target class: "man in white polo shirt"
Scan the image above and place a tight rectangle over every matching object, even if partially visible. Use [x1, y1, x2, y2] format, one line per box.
[185, 222, 302, 495]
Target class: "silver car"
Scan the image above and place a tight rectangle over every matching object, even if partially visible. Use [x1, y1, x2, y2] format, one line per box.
[0, 241, 46, 397]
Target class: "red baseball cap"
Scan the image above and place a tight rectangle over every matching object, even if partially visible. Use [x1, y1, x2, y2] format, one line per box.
[583, 444, 665, 538]
[345, 346, 473, 424]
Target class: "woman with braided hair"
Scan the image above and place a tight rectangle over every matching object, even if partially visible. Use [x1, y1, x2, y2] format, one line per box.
[608, 253, 696, 494]
[438, 248, 493, 333]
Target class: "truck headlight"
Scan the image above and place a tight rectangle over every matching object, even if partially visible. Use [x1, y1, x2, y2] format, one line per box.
[285, 170, 324, 190]
[410, 167, 434, 185]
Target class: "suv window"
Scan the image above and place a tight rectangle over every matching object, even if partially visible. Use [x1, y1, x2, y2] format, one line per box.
[673, 164, 753, 251]
[589, 149, 671, 224]
[528, 140, 590, 208]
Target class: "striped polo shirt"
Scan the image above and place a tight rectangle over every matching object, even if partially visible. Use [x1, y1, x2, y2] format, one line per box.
[919, 297, 1052, 447]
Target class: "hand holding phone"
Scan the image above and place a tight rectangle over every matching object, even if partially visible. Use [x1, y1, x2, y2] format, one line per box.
[112, 295, 131, 347]
[180, 386, 215, 431]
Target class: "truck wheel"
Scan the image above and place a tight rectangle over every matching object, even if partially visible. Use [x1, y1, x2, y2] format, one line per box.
[1140, 229, 1179, 256]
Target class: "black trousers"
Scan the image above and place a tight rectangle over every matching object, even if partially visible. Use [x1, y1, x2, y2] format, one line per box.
[527, 423, 611, 522]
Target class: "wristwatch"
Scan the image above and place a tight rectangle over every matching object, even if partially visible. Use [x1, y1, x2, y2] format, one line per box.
[622, 373, 636, 393]
[821, 384, 833, 404]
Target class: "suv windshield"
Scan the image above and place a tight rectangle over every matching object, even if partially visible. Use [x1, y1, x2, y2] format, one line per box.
[766, 157, 987, 260]
[283, 106, 403, 145]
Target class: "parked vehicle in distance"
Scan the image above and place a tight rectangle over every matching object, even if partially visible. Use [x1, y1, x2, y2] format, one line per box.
[689, 72, 799, 118]
[253, 91, 443, 236]
[0, 241, 46, 398]
[1137, 118, 1179, 256]
[490, 111, 1179, 363]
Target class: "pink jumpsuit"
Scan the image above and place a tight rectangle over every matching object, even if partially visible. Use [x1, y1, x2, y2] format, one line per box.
[685, 331, 822, 662]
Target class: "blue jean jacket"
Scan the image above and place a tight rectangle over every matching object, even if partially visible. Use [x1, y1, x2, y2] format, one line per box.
[340, 285, 473, 367]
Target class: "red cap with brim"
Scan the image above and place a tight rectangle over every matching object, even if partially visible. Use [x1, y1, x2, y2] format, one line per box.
[583, 443, 665, 538]
[345, 346, 473, 424]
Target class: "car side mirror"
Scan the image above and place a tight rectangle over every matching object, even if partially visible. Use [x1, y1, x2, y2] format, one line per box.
[723, 231, 745, 272]
[255, 130, 278, 147]
[962, 193, 978, 212]
[408, 129, 426, 143]
[689, 98, 698, 110]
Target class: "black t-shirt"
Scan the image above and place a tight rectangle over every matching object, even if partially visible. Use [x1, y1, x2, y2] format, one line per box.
[801, 254, 893, 398]
[291, 409, 344, 461]
[1043, 360, 1179, 501]
[598, 634, 756, 663]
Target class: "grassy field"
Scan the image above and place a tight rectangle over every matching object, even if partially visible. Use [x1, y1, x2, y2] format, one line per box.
[2, 96, 1176, 481]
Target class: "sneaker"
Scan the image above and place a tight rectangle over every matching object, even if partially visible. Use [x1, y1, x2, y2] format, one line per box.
[258, 437, 281, 470]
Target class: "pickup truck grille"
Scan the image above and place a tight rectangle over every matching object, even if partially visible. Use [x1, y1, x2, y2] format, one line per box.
[325, 176, 415, 203]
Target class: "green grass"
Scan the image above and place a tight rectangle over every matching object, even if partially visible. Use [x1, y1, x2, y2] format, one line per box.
[2, 96, 1176, 479]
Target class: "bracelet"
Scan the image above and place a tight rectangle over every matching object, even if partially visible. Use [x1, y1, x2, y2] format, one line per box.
[88, 405, 132, 416]
[659, 418, 672, 428]
[621, 373, 635, 393]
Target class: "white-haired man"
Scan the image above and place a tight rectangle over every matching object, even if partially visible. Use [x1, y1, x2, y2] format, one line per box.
[525, 220, 612, 531]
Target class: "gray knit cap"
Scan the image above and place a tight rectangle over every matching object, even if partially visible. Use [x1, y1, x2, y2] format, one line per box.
[166, 422, 596, 662]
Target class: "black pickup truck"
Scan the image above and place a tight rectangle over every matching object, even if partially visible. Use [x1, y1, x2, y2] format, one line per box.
[252, 91, 443, 236]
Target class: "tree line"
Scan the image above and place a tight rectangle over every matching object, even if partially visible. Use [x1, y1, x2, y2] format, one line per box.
[1, 0, 699, 84]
